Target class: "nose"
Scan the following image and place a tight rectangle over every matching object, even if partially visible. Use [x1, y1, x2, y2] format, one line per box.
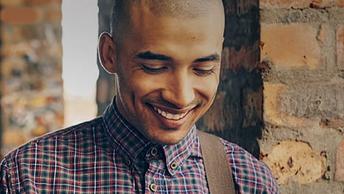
[161, 72, 195, 109]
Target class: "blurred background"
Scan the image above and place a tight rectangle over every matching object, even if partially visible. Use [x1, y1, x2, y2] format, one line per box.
[0, 0, 99, 155]
[0, 0, 344, 193]
[62, 0, 98, 127]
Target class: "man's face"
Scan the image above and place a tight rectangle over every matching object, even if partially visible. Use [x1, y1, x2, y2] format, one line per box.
[102, 4, 224, 144]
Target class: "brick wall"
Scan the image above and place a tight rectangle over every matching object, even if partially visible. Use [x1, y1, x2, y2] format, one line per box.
[260, 0, 344, 193]
[0, 0, 64, 155]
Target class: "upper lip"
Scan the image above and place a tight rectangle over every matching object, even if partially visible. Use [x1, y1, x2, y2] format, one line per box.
[148, 103, 196, 114]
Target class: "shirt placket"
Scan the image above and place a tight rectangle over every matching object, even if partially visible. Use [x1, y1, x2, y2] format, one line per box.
[144, 146, 165, 194]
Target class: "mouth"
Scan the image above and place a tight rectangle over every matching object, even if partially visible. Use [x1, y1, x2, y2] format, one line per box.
[152, 106, 189, 120]
[147, 103, 196, 128]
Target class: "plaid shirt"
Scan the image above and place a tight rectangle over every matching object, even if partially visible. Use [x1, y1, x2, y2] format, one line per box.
[0, 102, 279, 193]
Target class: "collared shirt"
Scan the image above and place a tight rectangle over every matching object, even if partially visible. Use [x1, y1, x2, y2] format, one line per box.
[0, 102, 279, 193]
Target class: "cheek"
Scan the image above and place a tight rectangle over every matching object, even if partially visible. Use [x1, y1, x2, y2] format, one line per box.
[121, 73, 166, 106]
[195, 76, 219, 101]
[130, 75, 163, 94]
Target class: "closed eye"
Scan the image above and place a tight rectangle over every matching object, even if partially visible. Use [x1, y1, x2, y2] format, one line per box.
[139, 64, 168, 74]
[193, 67, 216, 76]
[192, 63, 219, 76]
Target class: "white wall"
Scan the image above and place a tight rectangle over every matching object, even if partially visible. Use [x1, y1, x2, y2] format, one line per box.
[62, 0, 99, 126]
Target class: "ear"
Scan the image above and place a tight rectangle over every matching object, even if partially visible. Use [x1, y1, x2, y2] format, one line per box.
[98, 32, 117, 74]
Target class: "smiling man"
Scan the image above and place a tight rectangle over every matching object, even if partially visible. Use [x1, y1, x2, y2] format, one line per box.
[99, 0, 224, 146]
[0, 0, 279, 193]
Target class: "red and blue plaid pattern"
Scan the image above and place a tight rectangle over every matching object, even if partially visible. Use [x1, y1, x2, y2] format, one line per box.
[0, 102, 279, 193]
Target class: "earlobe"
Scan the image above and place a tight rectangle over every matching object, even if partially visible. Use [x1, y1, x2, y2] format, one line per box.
[98, 32, 117, 74]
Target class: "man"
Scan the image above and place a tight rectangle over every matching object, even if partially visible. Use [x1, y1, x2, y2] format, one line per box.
[0, 0, 279, 193]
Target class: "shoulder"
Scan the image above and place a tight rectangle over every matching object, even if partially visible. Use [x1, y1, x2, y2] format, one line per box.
[1, 117, 104, 169]
[0, 117, 111, 192]
[220, 138, 279, 194]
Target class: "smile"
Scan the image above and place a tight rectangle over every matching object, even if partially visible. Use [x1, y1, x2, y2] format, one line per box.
[152, 106, 190, 121]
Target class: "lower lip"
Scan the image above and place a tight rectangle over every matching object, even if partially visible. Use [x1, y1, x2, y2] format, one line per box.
[149, 106, 192, 129]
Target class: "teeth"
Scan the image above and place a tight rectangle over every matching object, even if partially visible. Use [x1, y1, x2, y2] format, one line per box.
[153, 107, 188, 120]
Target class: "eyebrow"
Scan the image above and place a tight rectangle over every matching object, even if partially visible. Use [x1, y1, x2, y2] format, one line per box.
[135, 51, 172, 61]
[135, 51, 220, 63]
[193, 54, 220, 63]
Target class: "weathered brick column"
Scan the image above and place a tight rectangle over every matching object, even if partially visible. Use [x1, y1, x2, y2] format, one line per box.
[97, 0, 262, 158]
[198, 0, 262, 158]
[0, 0, 64, 155]
[260, 0, 344, 193]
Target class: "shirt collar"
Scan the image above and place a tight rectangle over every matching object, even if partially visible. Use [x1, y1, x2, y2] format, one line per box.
[102, 100, 152, 160]
[102, 99, 202, 175]
[163, 125, 202, 175]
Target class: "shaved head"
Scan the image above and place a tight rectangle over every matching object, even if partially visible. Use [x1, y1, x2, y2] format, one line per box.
[111, 0, 224, 42]
[99, 0, 225, 144]
[141, 0, 218, 17]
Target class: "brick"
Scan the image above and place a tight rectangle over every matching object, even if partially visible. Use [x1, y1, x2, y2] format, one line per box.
[264, 82, 286, 126]
[263, 82, 310, 128]
[0, 7, 42, 25]
[335, 139, 344, 181]
[0, 0, 23, 6]
[310, 0, 335, 8]
[263, 82, 319, 128]
[23, 0, 59, 6]
[280, 83, 344, 118]
[337, 0, 344, 7]
[337, 25, 344, 70]
[260, 0, 311, 8]
[262, 140, 326, 184]
[261, 23, 321, 70]
[260, 0, 334, 9]
[264, 82, 344, 130]
[23, 0, 52, 5]
[45, 8, 62, 23]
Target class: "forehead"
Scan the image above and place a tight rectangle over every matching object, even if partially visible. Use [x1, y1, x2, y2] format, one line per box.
[115, 1, 225, 63]
[124, 3, 225, 46]
[137, 0, 215, 18]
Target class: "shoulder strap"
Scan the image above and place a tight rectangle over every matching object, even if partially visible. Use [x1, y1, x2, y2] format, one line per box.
[198, 130, 236, 194]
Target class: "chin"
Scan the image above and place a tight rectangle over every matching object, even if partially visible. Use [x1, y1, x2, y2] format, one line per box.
[145, 127, 190, 145]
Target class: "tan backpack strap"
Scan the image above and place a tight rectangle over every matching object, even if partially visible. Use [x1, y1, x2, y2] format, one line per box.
[198, 130, 236, 194]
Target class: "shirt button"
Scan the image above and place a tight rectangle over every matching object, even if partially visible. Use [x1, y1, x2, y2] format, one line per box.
[149, 183, 158, 192]
[125, 159, 131, 166]
[150, 147, 158, 157]
[170, 162, 178, 170]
